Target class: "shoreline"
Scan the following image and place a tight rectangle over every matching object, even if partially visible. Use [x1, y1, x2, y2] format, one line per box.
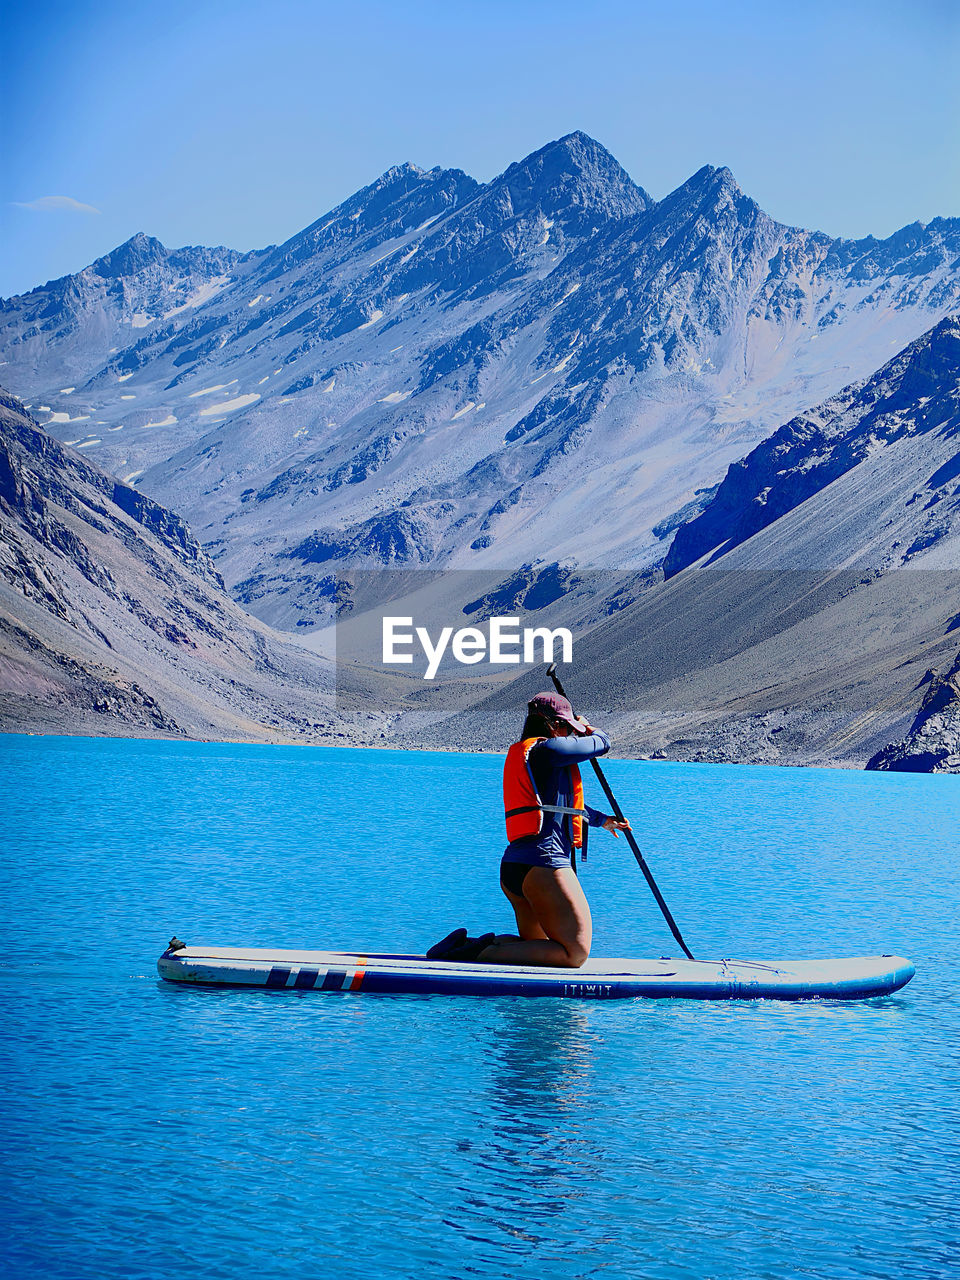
[0, 724, 872, 771]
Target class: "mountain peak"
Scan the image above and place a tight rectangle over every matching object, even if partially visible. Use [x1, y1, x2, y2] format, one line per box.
[375, 161, 426, 186]
[656, 163, 761, 226]
[543, 130, 618, 162]
[686, 164, 742, 196]
[92, 232, 168, 279]
[278, 158, 480, 263]
[495, 131, 651, 223]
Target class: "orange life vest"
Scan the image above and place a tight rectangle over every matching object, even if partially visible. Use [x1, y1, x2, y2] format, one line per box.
[503, 736, 586, 849]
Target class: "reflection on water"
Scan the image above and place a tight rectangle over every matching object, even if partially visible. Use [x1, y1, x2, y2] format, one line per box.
[471, 1003, 597, 1236]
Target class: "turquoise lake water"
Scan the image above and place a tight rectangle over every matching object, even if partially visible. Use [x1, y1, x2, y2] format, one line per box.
[2, 733, 959, 1280]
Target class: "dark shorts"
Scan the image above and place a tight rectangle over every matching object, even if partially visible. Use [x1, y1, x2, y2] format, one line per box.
[500, 855, 571, 898]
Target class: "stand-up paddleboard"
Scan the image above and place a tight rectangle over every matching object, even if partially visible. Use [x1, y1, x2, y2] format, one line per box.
[157, 942, 915, 1001]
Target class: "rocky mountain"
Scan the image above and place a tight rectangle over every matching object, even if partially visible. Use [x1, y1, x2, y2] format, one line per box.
[867, 649, 960, 772]
[408, 562, 959, 769]
[0, 234, 255, 393]
[390, 317, 960, 768]
[2, 132, 958, 633]
[665, 316, 960, 575]
[0, 389, 340, 741]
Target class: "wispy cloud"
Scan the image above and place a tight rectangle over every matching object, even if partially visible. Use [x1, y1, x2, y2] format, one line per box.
[11, 195, 101, 214]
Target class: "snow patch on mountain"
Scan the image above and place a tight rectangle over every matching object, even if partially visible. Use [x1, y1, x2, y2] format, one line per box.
[2, 133, 958, 632]
[198, 393, 260, 416]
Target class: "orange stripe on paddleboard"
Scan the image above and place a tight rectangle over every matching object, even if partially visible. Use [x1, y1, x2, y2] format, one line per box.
[349, 960, 367, 990]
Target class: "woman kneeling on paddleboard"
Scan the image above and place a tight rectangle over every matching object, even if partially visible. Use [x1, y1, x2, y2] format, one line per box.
[427, 691, 629, 967]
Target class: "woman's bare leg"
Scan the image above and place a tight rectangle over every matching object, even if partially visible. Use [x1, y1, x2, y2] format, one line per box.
[500, 879, 549, 941]
[482, 867, 591, 968]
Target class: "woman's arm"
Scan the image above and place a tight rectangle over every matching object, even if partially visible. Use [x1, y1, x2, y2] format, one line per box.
[584, 802, 607, 827]
[584, 803, 631, 835]
[536, 729, 611, 762]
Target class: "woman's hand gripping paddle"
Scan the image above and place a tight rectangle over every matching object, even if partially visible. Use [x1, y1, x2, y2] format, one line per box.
[546, 663, 696, 961]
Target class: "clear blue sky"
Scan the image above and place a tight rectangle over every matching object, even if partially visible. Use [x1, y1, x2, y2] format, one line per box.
[2, 0, 958, 298]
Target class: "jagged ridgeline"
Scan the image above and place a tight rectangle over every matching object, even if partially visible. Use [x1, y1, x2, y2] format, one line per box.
[2, 131, 958, 633]
[2, 133, 959, 764]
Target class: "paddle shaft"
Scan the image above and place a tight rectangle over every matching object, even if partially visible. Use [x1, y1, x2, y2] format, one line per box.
[546, 664, 695, 961]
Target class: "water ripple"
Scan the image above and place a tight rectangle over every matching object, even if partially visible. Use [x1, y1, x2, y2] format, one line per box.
[1, 737, 958, 1280]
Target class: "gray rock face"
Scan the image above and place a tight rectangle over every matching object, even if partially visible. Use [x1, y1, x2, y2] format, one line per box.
[404, 565, 960, 769]
[0, 390, 335, 740]
[2, 134, 958, 631]
[866, 651, 960, 772]
[0, 389, 224, 589]
[664, 316, 960, 576]
[0, 234, 254, 391]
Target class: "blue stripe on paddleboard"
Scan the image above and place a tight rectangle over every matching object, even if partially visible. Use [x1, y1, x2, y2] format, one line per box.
[321, 968, 347, 991]
[294, 968, 320, 989]
[355, 968, 914, 1000]
[266, 967, 291, 988]
[359, 971, 726, 999]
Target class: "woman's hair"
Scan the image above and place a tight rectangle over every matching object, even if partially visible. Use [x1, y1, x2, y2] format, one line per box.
[520, 710, 554, 740]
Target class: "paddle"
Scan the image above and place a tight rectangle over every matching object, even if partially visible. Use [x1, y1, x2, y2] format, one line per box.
[546, 663, 696, 960]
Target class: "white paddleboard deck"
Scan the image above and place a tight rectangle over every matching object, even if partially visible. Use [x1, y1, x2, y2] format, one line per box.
[157, 943, 915, 1001]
